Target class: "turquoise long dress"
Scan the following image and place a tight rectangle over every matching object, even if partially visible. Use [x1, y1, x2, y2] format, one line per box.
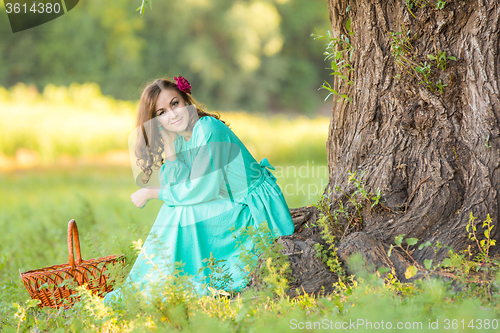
[104, 116, 295, 304]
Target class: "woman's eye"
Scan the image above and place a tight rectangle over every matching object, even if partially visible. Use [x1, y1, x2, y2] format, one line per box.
[158, 110, 166, 116]
[172, 101, 179, 108]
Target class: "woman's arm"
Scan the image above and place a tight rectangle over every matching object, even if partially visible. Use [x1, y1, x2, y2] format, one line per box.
[158, 119, 237, 206]
[131, 135, 189, 209]
[131, 187, 160, 209]
[164, 140, 176, 162]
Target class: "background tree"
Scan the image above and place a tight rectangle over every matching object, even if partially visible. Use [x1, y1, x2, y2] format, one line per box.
[0, 0, 331, 114]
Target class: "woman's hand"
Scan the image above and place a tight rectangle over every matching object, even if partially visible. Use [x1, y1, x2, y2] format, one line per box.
[131, 187, 160, 209]
[159, 126, 177, 144]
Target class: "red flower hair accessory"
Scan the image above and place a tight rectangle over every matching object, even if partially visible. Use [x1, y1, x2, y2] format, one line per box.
[174, 76, 192, 94]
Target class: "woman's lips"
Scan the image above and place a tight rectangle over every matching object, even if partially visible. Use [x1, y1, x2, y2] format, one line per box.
[171, 117, 182, 125]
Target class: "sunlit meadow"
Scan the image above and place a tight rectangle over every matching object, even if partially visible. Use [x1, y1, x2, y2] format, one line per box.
[2, 84, 499, 332]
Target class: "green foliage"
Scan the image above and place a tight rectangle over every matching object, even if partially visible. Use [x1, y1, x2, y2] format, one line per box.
[232, 221, 292, 296]
[427, 50, 456, 70]
[334, 170, 383, 225]
[389, 27, 417, 75]
[405, 0, 429, 18]
[310, 170, 383, 281]
[435, 0, 447, 10]
[387, 213, 499, 302]
[389, 27, 457, 93]
[434, 79, 448, 93]
[465, 212, 497, 264]
[312, 15, 355, 103]
[198, 252, 234, 296]
[12, 299, 40, 332]
[0, 0, 330, 113]
[312, 221, 345, 279]
[414, 61, 432, 88]
[135, 0, 151, 15]
[405, 0, 447, 16]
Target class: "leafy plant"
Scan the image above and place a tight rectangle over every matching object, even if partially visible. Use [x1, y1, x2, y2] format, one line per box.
[465, 212, 497, 265]
[427, 50, 456, 70]
[136, 0, 152, 16]
[312, 17, 355, 103]
[435, 79, 448, 93]
[336, 170, 382, 223]
[311, 171, 383, 279]
[405, 0, 429, 18]
[388, 234, 422, 279]
[12, 299, 40, 333]
[313, 219, 345, 279]
[232, 221, 292, 293]
[435, 0, 447, 10]
[198, 252, 234, 296]
[388, 27, 419, 77]
[414, 61, 433, 89]
[390, 30, 457, 93]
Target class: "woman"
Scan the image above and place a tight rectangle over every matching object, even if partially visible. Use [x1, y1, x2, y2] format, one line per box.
[104, 76, 295, 303]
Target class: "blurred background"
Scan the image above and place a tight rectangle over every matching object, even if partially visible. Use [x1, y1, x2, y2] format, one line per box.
[0, 0, 332, 114]
[0, 0, 332, 287]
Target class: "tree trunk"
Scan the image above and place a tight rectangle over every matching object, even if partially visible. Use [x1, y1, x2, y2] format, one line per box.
[279, 0, 500, 295]
[325, 0, 500, 262]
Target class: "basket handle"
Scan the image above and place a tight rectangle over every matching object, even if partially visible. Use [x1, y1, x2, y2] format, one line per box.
[68, 219, 82, 268]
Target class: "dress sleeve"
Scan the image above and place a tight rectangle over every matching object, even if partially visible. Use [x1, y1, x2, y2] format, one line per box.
[160, 155, 190, 185]
[158, 119, 234, 206]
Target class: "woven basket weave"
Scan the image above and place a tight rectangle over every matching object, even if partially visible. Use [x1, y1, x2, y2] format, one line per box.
[20, 219, 125, 308]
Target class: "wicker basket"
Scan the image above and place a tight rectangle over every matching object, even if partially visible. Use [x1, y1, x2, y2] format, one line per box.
[19, 219, 125, 308]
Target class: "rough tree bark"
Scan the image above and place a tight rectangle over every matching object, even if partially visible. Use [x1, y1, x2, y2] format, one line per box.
[280, 0, 500, 295]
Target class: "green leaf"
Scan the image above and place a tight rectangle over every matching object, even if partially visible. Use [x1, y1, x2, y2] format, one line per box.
[441, 258, 452, 267]
[418, 241, 432, 250]
[27, 299, 41, 308]
[447, 56, 457, 61]
[406, 238, 418, 246]
[424, 259, 433, 270]
[378, 267, 390, 274]
[405, 265, 417, 279]
[395, 234, 405, 246]
[388, 244, 393, 257]
[346, 17, 352, 32]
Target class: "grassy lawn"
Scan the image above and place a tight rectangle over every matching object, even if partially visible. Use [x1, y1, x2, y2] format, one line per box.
[3, 84, 499, 332]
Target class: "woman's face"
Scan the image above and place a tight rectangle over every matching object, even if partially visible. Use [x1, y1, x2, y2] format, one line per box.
[154, 88, 190, 133]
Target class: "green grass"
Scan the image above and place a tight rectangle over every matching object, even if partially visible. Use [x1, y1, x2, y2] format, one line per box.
[0, 83, 329, 166]
[3, 83, 500, 332]
[2, 165, 500, 333]
[0, 161, 325, 294]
